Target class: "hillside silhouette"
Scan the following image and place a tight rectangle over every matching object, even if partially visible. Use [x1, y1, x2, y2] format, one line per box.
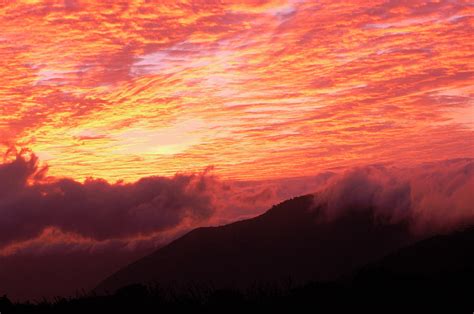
[3, 224, 473, 313]
[96, 194, 415, 294]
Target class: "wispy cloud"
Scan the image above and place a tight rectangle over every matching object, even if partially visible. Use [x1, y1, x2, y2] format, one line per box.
[1, 1, 472, 181]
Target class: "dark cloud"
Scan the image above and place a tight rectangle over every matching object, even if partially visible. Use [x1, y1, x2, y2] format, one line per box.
[2, 151, 472, 251]
[0, 151, 216, 247]
[0, 151, 327, 251]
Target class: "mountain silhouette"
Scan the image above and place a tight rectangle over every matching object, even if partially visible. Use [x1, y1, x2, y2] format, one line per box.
[3, 197, 473, 312]
[96, 194, 416, 294]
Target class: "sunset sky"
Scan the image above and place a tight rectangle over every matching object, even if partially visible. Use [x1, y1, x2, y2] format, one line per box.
[0, 0, 473, 301]
[1, 0, 473, 182]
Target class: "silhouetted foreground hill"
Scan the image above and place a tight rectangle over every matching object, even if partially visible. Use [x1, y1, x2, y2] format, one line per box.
[3, 225, 473, 313]
[353, 225, 474, 283]
[348, 226, 474, 312]
[96, 194, 414, 294]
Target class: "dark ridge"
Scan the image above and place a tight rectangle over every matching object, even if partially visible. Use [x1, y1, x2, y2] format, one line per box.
[95, 194, 413, 294]
[3, 226, 473, 313]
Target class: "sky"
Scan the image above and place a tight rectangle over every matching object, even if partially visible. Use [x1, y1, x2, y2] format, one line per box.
[0, 0, 473, 301]
[1, 0, 473, 182]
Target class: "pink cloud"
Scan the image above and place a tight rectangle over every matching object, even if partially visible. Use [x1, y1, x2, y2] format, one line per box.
[314, 158, 474, 235]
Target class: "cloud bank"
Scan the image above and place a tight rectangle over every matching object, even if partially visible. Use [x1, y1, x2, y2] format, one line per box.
[0, 150, 327, 254]
[0, 151, 216, 248]
[314, 158, 474, 235]
[1, 151, 473, 255]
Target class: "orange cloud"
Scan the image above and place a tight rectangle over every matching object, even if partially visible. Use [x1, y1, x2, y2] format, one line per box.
[0, 0, 473, 182]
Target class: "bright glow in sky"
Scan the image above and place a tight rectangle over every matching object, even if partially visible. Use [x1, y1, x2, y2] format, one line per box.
[1, 0, 473, 181]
